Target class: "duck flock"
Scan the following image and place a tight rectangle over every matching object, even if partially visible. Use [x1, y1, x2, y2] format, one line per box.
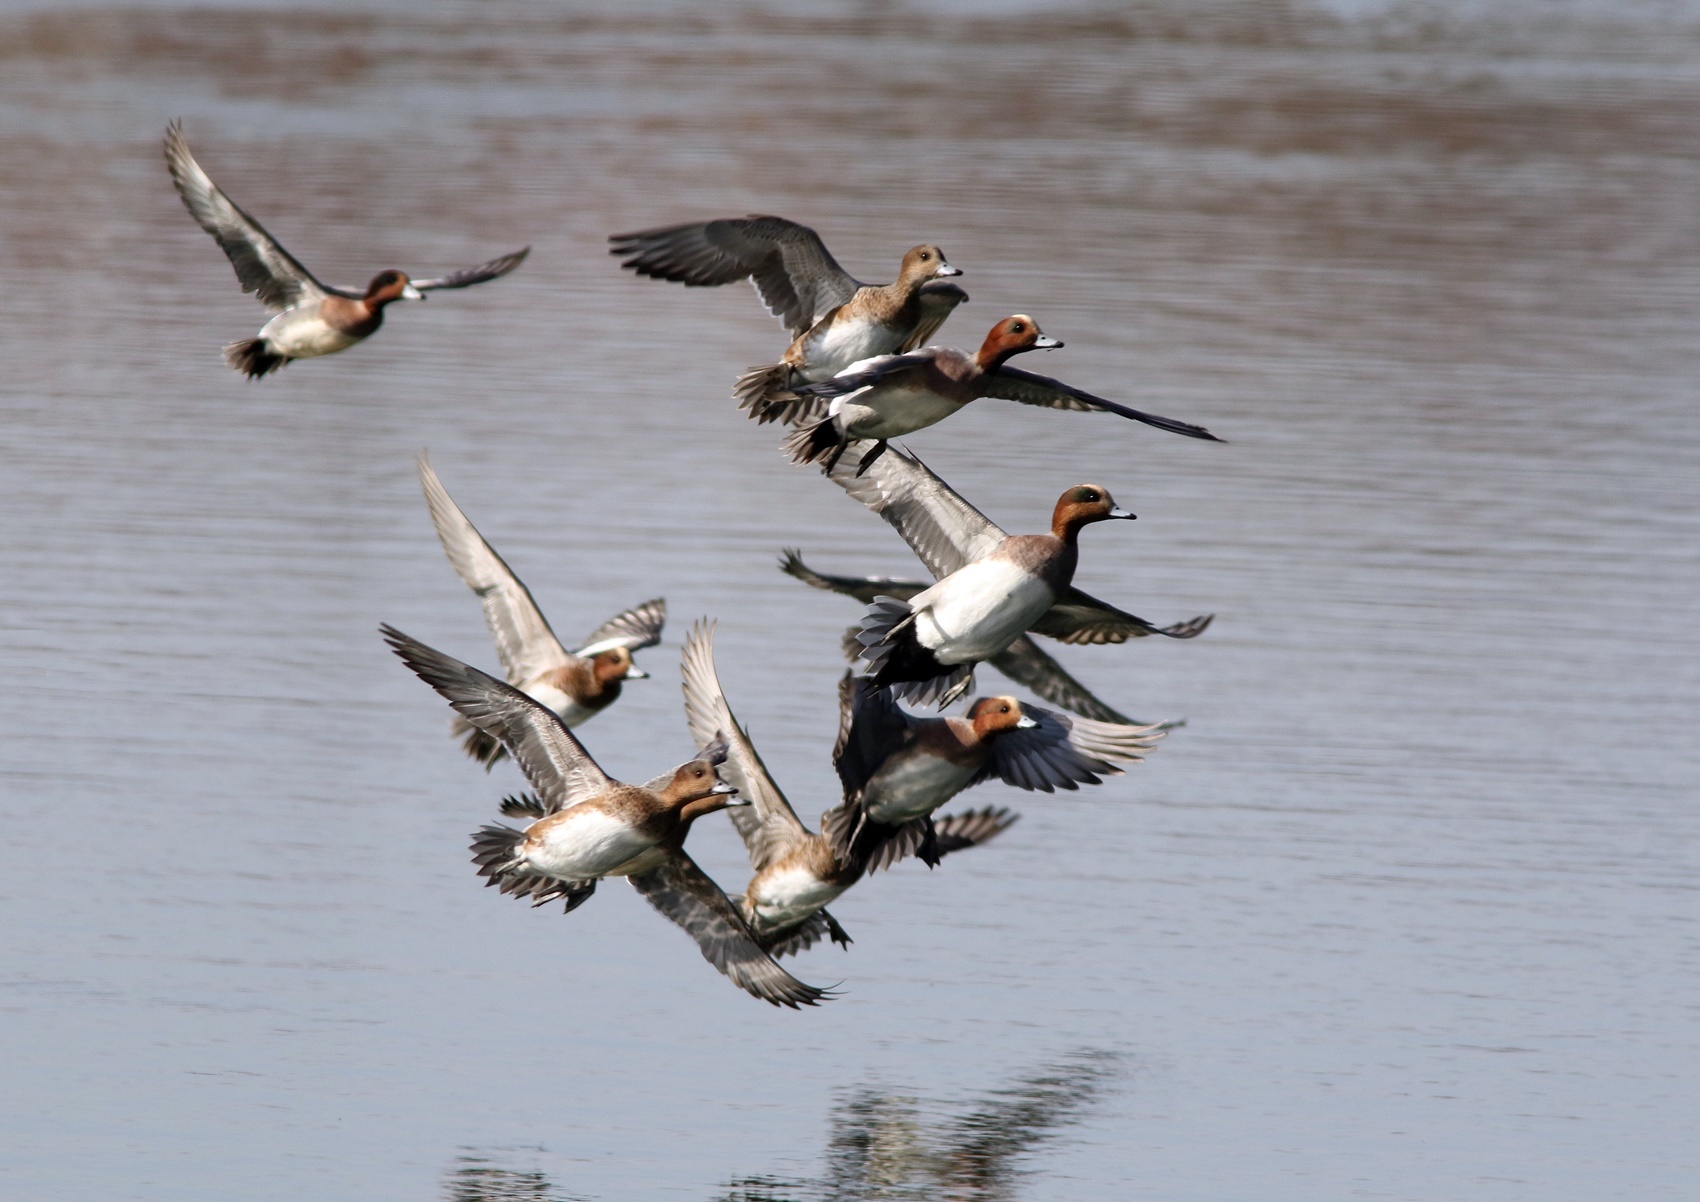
[165, 122, 1223, 1008]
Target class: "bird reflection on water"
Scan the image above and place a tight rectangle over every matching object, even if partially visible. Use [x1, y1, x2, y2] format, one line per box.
[444, 1051, 1119, 1202]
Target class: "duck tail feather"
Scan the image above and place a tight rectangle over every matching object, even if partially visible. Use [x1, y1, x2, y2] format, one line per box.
[223, 338, 286, 378]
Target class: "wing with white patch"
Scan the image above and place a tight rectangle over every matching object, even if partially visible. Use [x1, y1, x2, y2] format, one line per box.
[163, 122, 331, 312]
[627, 854, 832, 1008]
[984, 366, 1222, 442]
[678, 621, 810, 870]
[608, 215, 862, 337]
[1029, 589, 1215, 646]
[791, 352, 933, 401]
[575, 597, 666, 658]
[827, 444, 1007, 581]
[412, 247, 530, 291]
[417, 454, 571, 683]
[382, 625, 613, 812]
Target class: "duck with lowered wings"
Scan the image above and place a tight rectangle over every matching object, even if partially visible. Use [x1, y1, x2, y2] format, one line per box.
[779, 315, 1220, 473]
[827, 443, 1213, 706]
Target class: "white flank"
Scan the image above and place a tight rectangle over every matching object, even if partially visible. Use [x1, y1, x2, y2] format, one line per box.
[806, 318, 901, 373]
[839, 384, 959, 439]
[258, 304, 360, 359]
[910, 560, 1054, 663]
[751, 866, 846, 926]
[517, 675, 595, 728]
[527, 808, 655, 880]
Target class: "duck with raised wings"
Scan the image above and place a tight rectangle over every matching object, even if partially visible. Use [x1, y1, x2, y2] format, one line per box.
[418, 454, 663, 768]
[678, 620, 1017, 958]
[165, 122, 527, 377]
[827, 443, 1212, 706]
[381, 626, 829, 1008]
[608, 215, 966, 418]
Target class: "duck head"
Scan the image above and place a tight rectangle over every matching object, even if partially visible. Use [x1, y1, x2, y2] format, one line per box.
[975, 314, 1062, 369]
[364, 269, 425, 306]
[1051, 484, 1135, 541]
[896, 244, 962, 285]
[966, 695, 1039, 738]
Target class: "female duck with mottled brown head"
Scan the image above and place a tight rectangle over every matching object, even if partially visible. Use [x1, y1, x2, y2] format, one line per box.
[782, 313, 1219, 473]
[832, 444, 1213, 706]
[380, 625, 829, 1008]
[164, 122, 527, 377]
[607, 215, 964, 416]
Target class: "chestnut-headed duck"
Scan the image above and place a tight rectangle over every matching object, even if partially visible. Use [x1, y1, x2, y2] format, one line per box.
[381, 625, 830, 1008]
[607, 215, 964, 417]
[781, 315, 1221, 473]
[827, 443, 1212, 705]
[677, 620, 1015, 956]
[164, 122, 527, 378]
[824, 677, 1164, 870]
[778, 550, 1179, 729]
[418, 454, 662, 768]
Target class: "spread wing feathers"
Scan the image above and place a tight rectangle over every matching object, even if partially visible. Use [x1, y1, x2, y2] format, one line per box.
[827, 443, 1006, 581]
[975, 706, 1122, 793]
[779, 549, 929, 605]
[758, 907, 854, 960]
[608, 215, 861, 337]
[831, 675, 914, 806]
[575, 597, 667, 658]
[470, 823, 598, 912]
[901, 281, 970, 351]
[163, 121, 329, 312]
[627, 854, 832, 1008]
[1063, 713, 1172, 762]
[677, 620, 809, 869]
[382, 625, 613, 811]
[985, 366, 1223, 442]
[412, 247, 530, 291]
[858, 817, 933, 874]
[498, 792, 550, 819]
[792, 351, 934, 400]
[417, 454, 571, 683]
[986, 636, 1144, 725]
[931, 806, 1021, 854]
[1030, 589, 1215, 646]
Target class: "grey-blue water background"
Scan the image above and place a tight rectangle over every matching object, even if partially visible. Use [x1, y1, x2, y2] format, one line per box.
[1, 2, 1696, 1198]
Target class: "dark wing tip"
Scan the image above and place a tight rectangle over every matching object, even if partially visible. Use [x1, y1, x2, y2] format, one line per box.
[1160, 613, 1215, 639]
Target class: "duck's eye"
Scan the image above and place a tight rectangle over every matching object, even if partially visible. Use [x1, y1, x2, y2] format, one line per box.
[919, 251, 931, 260]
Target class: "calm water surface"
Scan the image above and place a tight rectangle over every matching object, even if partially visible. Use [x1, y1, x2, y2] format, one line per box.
[1, 2, 1696, 1199]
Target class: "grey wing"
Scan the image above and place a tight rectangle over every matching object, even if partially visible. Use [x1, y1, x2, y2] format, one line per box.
[417, 454, 571, 683]
[608, 215, 861, 337]
[978, 705, 1119, 793]
[678, 621, 809, 870]
[575, 598, 666, 657]
[931, 805, 1020, 855]
[163, 121, 328, 312]
[985, 366, 1223, 442]
[828, 443, 1006, 581]
[627, 854, 832, 1008]
[381, 625, 614, 812]
[1061, 713, 1171, 762]
[778, 549, 929, 605]
[832, 674, 913, 805]
[1029, 587, 1215, 646]
[987, 635, 1146, 725]
[412, 246, 530, 291]
[900, 281, 970, 352]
